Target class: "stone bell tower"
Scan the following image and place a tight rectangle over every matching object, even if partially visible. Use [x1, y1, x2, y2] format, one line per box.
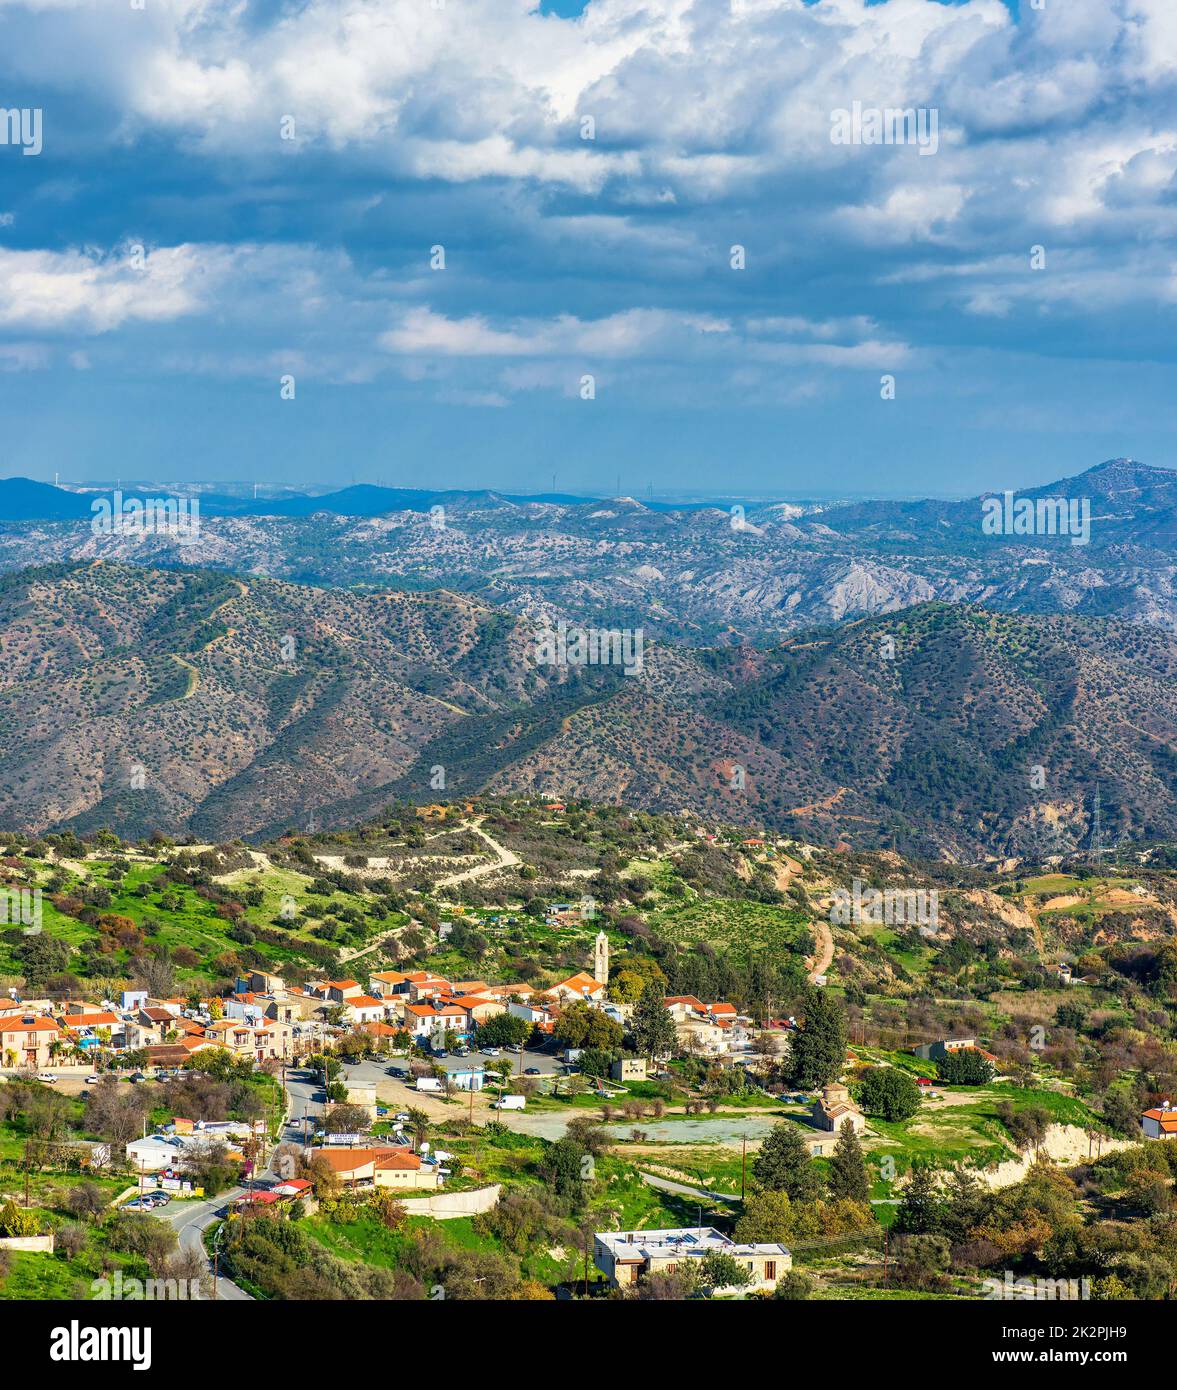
[593, 929, 609, 986]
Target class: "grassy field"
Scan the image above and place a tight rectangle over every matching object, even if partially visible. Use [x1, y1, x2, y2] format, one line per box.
[647, 898, 812, 965]
[301, 1141, 710, 1290]
[616, 1143, 748, 1196]
[857, 1081, 1101, 1196]
[0, 851, 406, 987]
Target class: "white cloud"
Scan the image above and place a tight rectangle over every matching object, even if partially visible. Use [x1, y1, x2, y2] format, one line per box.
[2, 0, 1176, 397]
[379, 305, 729, 359]
[0, 243, 215, 333]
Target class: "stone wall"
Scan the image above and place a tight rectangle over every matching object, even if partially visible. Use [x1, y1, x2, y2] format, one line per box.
[0, 1233, 55, 1253]
[398, 1184, 501, 1219]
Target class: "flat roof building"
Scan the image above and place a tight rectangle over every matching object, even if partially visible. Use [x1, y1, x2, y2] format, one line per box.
[593, 1226, 790, 1292]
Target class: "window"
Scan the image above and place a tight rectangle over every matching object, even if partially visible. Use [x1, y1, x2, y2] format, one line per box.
[765, 1261, 776, 1281]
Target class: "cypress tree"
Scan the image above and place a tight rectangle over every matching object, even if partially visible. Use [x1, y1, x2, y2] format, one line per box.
[827, 1119, 870, 1203]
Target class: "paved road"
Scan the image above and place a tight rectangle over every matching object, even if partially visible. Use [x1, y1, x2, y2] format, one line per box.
[639, 1171, 739, 1204]
[157, 1065, 327, 1303]
[164, 1189, 252, 1301]
[281, 1066, 324, 1145]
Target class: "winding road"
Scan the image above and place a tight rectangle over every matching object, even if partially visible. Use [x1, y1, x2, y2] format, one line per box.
[164, 1189, 252, 1301]
[434, 822, 520, 888]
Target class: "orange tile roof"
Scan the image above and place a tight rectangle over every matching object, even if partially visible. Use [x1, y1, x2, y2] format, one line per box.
[314, 1146, 412, 1173]
[0, 1016, 61, 1034]
[374, 1150, 422, 1171]
[550, 972, 602, 994]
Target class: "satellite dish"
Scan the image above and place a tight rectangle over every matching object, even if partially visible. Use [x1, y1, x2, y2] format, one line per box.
[419, 1142, 430, 1153]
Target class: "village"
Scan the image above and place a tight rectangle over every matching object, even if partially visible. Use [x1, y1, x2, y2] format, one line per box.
[5, 910, 1177, 1300]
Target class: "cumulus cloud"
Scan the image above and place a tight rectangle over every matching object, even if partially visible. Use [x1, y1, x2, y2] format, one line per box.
[1, 0, 1176, 435]
[0, 244, 216, 333]
[380, 305, 730, 359]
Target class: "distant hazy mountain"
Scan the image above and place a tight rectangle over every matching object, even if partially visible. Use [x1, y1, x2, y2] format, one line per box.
[1, 563, 1172, 858]
[0, 460, 1172, 644]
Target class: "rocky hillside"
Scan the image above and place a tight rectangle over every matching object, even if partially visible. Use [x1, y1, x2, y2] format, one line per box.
[0, 459, 1173, 644]
[0, 564, 1173, 857]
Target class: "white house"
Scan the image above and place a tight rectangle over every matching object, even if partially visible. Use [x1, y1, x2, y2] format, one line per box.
[594, 1227, 790, 1292]
[125, 1135, 186, 1174]
[1142, 1102, 1177, 1139]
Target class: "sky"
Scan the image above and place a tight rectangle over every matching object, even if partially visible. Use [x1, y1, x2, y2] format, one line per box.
[0, 0, 1175, 498]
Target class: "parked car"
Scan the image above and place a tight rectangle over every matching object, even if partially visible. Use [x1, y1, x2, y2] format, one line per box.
[35, 1072, 57, 1083]
[393, 1112, 410, 1122]
[483, 1047, 501, 1057]
[129, 1072, 146, 1083]
[523, 1067, 541, 1076]
[85, 1075, 100, 1084]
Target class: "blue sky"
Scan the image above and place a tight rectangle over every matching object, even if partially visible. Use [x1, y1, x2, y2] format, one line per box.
[0, 0, 1174, 498]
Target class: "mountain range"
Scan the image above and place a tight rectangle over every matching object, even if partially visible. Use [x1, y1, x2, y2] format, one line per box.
[1, 562, 1173, 859]
[1, 459, 1173, 645]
